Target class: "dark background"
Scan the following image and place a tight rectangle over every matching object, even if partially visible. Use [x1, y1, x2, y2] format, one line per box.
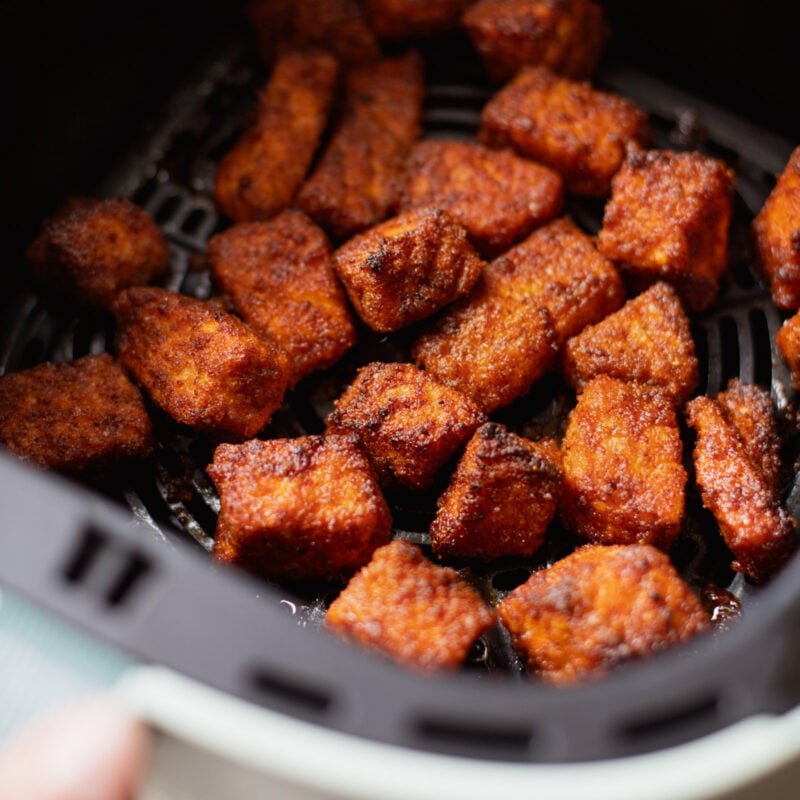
[0, 1, 797, 272]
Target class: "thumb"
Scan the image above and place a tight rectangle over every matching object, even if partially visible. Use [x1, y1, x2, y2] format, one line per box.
[0, 695, 150, 800]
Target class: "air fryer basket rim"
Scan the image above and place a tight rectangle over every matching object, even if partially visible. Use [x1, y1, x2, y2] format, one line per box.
[2, 26, 800, 764]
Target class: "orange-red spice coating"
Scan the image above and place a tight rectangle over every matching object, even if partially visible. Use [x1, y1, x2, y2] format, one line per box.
[297, 52, 424, 241]
[686, 387, 796, 583]
[326, 540, 496, 671]
[776, 309, 800, 390]
[214, 50, 338, 223]
[246, 0, 380, 66]
[461, 0, 609, 83]
[333, 207, 484, 332]
[113, 287, 289, 441]
[208, 210, 355, 386]
[412, 280, 556, 413]
[479, 66, 651, 197]
[497, 544, 710, 684]
[560, 375, 686, 550]
[209, 435, 392, 583]
[563, 282, 698, 406]
[361, 0, 474, 38]
[398, 139, 563, 256]
[752, 146, 800, 310]
[597, 146, 735, 312]
[326, 361, 485, 489]
[0, 353, 153, 476]
[26, 197, 169, 310]
[430, 422, 562, 560]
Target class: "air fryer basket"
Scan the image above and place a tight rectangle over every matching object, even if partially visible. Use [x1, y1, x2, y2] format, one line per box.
[2, 20, 800, 765]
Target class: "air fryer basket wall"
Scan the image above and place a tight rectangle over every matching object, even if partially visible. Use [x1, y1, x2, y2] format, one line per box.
[2, 5, 800, 765]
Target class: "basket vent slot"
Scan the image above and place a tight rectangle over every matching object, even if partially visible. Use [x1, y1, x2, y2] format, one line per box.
[415, 715, 532, 758]
[249, 667, 333, 719]
[61, 525, 155, 610]
[617, 693, 719, 743]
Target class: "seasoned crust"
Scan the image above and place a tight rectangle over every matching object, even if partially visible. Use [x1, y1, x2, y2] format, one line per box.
[326, 540, 496, 671]
[597, 146, 735, 312]
[209, 435, 392, 583]
[297, 52, 425, 241]
[498, 543, 710, 684]
[462, 0, 609, 83]
[776, 309, 800, 391]
[752, 145, 800, 310]
[213, 50, 339, 223]
[398, 139, 563, 256]
[208, 210, 355, 386]
[113, 287, 289, 440]
[562, 282, 699, 406]
[479, 66, 651, 197]
[325, 361, 486, 490]
[333, 207, 484, 332]
[686, 385, 796, 583]
[26, 196, 170, 310]
[361, 0, 473, 38]
[0, 353, 153, 477]
[430, 422, 562, 560]
[560, 375, 687, 550]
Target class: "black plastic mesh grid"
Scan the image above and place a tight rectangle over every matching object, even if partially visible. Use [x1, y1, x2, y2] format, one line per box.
[1, 33, 797, 680]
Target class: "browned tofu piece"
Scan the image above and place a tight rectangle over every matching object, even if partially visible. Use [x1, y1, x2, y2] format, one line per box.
[597, 146, 735, 312]
[752, 146, 800, 310]
[0, 353, 153, 476]
[361, 0, 474, 38]
[208, 211, 355, 386]
[297, 52, 424, 241]
[398, 139, 563, 256]
[686, 385, 796, 583]
[26, 197, 169, 310]
[430, 422, 562, 559]
[326, 540, 496, 671]
[214, 50, 338, 223]
[412, 279, 556, 413]
[209, 435, 392, 583]
[479, 66, 651, 197]
[498, 544, 710, 684]
[333, 207, 484, 332]
[246, 0, 380, 66]
[560, 375, 686, 550]
[462, 0, 609, 83]
[326, 362, 485, 489]
[776, 309, 800, 390]
[113, 287, 289, 440]
[563, 282, 699, 406]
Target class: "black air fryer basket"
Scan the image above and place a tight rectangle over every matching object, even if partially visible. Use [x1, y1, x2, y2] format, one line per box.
[2, 0, 800, 771]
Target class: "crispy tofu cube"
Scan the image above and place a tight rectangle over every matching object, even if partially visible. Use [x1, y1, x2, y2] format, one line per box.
[209, 435, 392, 583]
[686, 383, 796, 583]
[326, 362, 485, 489]
[430, 422, 562, 559]
[326, 540, 496, 671]
[361, 0, 474, 38]
[298, 52, 424, 241]
[462, 0, 609, 83]
[0, 353, 153, 476]
[208, 211, 355, 386]
[333, 207, 484, 332]
[752, 146, 800, 310]
[498, 543, 710, 683]
[246, 0, 380, 66]
[776, 309, 800, 390]
[479, 66, 651, 197]
[563, 282, 699, 406]
[214, 50, 338, 223]
[398, 140, 563, 256]
[412, 281, 556, 413]
[560, 375, 687, 549]
[113, 287, 289, 440]
[26, 196, 169, 310]
[597, 146, 735, 312]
